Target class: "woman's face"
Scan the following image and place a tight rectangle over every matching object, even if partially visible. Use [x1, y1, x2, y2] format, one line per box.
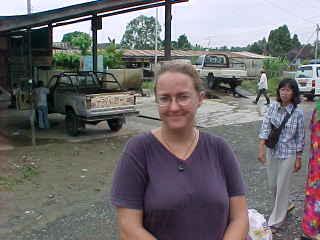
[279, 84, 294, 105]
[155, 72, 204, 131]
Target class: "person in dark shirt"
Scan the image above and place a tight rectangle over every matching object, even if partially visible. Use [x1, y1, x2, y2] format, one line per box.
[111, 60, 248, 240]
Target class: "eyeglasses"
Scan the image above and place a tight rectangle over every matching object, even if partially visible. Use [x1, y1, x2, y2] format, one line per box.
[156, 94, 193, 107]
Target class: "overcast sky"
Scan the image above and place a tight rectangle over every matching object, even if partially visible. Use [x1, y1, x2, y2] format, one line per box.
[1, 0, 320, 48]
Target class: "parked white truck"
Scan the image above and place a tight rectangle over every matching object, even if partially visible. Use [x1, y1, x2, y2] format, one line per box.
[47, 71, 138, 136]
[194, 54, 247, 91]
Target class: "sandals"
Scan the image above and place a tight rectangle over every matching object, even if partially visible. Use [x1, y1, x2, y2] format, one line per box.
[287, 203, 295, 214]
[270, 226, 281, 234]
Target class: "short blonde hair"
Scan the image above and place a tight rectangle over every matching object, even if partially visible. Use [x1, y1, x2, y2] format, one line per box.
[154, 60, 203, 95]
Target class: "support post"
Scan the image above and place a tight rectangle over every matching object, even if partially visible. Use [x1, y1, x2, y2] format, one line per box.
[155, 7, 158, 66]
[316, 24, 320, 59]
[92, 14, 98, 73]
[28, 28, 36, 146]
[164, 0, 172, 60]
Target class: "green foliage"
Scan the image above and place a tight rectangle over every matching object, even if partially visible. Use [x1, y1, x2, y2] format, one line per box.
[263, 58, 291, 95]
[267, 25, 293, 57]
[99, 39, 124, 69]
[53, 52, 80, 70]
[192, 44, 206, 51]
[121, 15, 161, 49]
[62, 31, 92, 55]
[291, 34, 301, 49]
[177, 34, 192, 50]
[219, 46, 229, 50]
[21, 165, 40, 180]
[247, 38, 267, 54]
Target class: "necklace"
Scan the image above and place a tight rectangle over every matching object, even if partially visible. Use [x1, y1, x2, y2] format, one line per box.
[161, 128, 197, 172]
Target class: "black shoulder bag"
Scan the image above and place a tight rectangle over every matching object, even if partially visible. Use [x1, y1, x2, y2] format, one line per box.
[265, 106, 296, 149]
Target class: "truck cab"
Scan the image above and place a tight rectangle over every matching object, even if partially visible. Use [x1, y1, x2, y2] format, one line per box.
[194, 54, 247, 91]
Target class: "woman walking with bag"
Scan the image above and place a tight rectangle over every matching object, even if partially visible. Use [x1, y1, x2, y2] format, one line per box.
[257, 78, 305, 233]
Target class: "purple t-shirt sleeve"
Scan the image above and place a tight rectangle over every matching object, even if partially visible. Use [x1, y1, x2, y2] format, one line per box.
[216, 136, 246, 197]
[111, 134, 148, 210]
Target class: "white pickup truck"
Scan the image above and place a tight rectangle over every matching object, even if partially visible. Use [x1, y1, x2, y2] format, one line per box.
[194, 54, 247, 91]
[47, 71, 138, 136]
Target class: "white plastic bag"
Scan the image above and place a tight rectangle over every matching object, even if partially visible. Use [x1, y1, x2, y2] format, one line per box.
[247, 209, 272, 240]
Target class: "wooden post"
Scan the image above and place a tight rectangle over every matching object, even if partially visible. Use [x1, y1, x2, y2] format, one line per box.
[164, 0, 172, 60]
[92, 14, 98, 73]
[28, 28, 36, 146]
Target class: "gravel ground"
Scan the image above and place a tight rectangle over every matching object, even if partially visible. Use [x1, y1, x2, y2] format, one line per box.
[0, 100, 314, 240]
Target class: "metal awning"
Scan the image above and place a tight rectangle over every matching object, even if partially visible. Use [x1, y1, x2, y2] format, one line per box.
[0, 0, 188, 33]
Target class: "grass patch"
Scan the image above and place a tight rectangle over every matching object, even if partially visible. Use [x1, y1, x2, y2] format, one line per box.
[241, 80, 257, 94]
[142, 80, 154, 90]
[0, 164, 40, 190]
[0, 176, 23, 190]
[21, 165, 40, 180]
[241, 77, 281, 97]
[268, 77, 281, 96]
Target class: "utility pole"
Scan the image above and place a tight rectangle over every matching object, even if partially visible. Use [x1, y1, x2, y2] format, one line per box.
[316, 24, 320, 59]
[154, 7, 158, 66]
[27, 0, 31, 14]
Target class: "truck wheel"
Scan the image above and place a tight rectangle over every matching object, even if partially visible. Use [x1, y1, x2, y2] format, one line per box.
[207, 73, 216, 89]
[65, 110, 79, 136]
[107, 118, 123, 132]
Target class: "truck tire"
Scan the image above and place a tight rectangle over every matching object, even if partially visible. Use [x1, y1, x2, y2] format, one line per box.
[207, 73, 217, 89]
[107, 118, 123, 132]
[65, 110, 79, 136]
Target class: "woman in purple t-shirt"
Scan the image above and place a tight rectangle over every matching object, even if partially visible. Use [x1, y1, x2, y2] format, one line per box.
[111, 60, 248, 240]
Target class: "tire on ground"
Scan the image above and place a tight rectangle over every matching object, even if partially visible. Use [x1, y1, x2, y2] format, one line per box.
[65, 109, 80, 136]
[207, 73, 217, 89]
[107, 118, 124, 132]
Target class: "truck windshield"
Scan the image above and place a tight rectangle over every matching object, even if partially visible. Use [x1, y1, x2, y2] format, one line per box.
[204, 55, 227, 67]
[295, 66, 313, 78]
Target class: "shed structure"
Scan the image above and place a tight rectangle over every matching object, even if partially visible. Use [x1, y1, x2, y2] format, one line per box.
[0, 0, 188, 91]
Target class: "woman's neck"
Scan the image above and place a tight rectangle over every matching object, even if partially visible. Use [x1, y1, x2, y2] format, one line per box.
[161, 125, 196, 143]
[281, 101, 292, 107]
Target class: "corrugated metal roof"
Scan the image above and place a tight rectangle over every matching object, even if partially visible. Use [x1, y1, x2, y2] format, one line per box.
[53, 42, 77, 50]
[0, 0, 188, 33]
[51, 44, 271, 60]
[122, 49, 269, 59]
[231, 51, 271, 59]
[122, 49, 235, 58]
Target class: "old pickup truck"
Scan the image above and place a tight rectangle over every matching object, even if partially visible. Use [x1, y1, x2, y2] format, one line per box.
[194, 54, 247, 91]
[47, 71, 138, 136]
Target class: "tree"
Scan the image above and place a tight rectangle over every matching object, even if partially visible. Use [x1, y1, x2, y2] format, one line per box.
[53, 52, 80, 70]
[291, 34, 301, 49]
[247, 38, 267, 54]
[99, 37, 124, 69]
[176, 34, 192, 50]
[171, 40, 178, 50]
[121, 15, 161, 49]
[219, 46, 229, 51]
[62, 31, 92, 55]
[267, 25, 292, 57]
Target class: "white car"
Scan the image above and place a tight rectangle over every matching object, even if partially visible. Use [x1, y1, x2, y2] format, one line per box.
[295, 64, 320, 101]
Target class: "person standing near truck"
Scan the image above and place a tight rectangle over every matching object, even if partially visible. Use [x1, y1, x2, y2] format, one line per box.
[253, 70, 271, 105]
[33, 81, 50, 129]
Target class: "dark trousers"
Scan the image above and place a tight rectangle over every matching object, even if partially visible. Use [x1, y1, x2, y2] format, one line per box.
[255, 88, 270, 104]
